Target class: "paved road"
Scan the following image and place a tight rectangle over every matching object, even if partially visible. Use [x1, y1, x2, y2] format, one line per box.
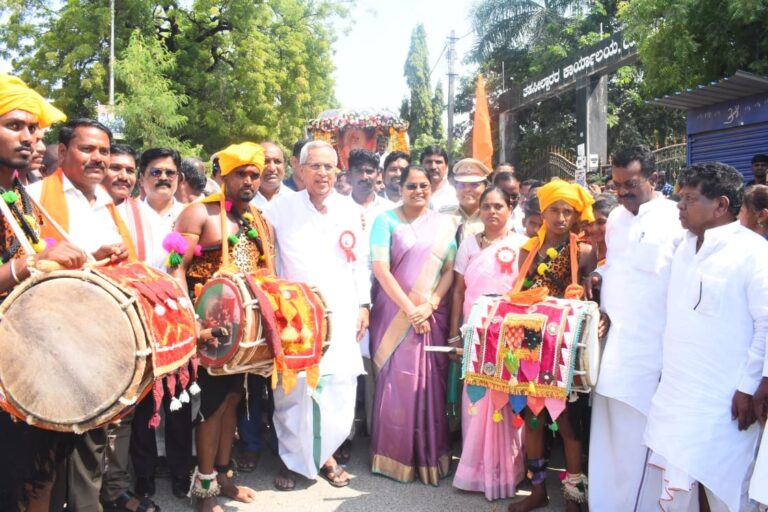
[151, 436, 566, 512]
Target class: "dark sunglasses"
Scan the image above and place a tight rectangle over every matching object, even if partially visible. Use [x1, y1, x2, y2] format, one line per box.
[149, 168, 178, 179]
[404, 183, 430, 191]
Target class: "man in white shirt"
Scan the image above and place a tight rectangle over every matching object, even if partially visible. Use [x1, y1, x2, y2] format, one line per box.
[251, 141, 294, 211]
[587, 146, 684, 511]
[421, 146, 457, 210]
[28, 118, 128, 512]
[266, 140, 369, 490]
[643, 162, 768, 512]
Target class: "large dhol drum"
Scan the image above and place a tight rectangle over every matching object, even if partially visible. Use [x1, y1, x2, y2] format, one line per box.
[195, 270, 330, 377]
[0, 261, 197, 432]
[462, 294, 600, 400]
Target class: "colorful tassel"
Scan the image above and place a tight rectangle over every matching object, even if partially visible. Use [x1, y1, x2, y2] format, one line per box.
[492, 410, 503, 423]
[227, 234, 239, 245]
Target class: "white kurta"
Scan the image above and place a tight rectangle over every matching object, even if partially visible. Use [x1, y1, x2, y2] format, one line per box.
[429, 179, 458, 211]
[266, 191, 370, 477]
[27, 175, 122, 253]
[140, 198, 185, 270]
[644, 221, 768, 512]
[250, 184, 295, 213]
[750, 351, 768, 505]
[589, 197, 683, 511]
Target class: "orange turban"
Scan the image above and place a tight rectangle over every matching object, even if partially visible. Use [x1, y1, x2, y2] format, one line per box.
[0, 73, 66, 128]
[521, 180, 595, 252]
[217, 142, 265, 176]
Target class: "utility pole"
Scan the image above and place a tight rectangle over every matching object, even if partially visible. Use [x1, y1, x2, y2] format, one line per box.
[109, 0, 115, 106]
[446, 30, 457, 156]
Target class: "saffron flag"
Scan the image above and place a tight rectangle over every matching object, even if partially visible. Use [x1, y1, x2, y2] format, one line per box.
[472, 75, 493, 170]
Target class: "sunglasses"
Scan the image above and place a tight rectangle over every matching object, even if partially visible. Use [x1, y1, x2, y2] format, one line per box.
[149, 168, 178, 179]
[404, 183, 430, 191]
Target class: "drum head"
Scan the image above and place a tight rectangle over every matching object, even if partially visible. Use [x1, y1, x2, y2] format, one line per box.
[195, 278, 243, 366]
[0, 277, 137, 426]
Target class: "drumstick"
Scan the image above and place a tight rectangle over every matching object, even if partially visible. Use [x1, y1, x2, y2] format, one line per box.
[32, 258, 111, 272]
[199, 326, 230, 343]
[424, 346, 464, 355]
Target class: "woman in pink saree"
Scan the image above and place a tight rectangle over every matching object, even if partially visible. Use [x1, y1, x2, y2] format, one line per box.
[448, 186, 528, 500]
[369, 165, 458, 485]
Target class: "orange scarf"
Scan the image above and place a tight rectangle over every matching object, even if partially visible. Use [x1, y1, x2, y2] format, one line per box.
[38, 168, 137, 260]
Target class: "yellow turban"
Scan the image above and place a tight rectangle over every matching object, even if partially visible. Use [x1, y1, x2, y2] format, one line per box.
[0, 73, 66, 128]
[537, 180, 595, 223]
[521, 180, 595, 252]
[217, 142, 265, 176]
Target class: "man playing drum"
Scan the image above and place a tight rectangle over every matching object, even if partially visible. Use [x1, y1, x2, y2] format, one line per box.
[169, 142, 274, 512]
[586, 146, 683, 511]
[0, 73, 87, 512]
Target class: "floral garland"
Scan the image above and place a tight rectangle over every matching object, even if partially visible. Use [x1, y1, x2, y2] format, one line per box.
[0, 180, 50, 263]
[522, 245, 563, 290]
[307, 110, 409, 132]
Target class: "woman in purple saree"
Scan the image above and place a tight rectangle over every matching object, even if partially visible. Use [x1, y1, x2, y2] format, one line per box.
[369, 165, 458, 485]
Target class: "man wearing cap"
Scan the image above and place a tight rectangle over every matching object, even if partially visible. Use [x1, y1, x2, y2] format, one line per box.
[0, 73, 88, 512]
[752, 154, 768, 185]
[266, 140, 369, 490]
[170, 142, 275, 512]
[439, 158, 490, 242]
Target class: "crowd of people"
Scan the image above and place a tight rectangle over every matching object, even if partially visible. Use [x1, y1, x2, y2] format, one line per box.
[1, 72, 768, 512]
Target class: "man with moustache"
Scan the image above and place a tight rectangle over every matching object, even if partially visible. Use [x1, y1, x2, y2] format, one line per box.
[170, 142, 274, 512]
[420, 145, 457, 210]
[380, 151, 410, 203]
[266, 140, 369, 490]
[587, 146, 684, 511]
[0, 73, 88, 512]
[27, 118, 130, 511]
[252, 141, 294, 211]
[644, 162, 767, 511]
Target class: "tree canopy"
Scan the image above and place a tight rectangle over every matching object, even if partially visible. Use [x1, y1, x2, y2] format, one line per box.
[0, 0, 345, 155]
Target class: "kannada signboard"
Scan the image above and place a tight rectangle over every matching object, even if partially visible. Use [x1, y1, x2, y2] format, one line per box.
[505, 32, 638, 112]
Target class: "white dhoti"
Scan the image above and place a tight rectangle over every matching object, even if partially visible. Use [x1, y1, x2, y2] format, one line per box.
[272, 373, 357, 479]
[588, 393, 661, 511]
[751, 428, 768, 506]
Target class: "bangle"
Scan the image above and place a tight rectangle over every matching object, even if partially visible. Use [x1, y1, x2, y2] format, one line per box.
[447, 335, 461, 344]
[9, 258, 22, 284]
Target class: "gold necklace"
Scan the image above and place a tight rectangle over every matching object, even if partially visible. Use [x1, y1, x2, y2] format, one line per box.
[480, 229, 508, 248]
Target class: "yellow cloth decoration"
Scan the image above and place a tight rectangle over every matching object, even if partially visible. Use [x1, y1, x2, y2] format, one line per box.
[522, 181, 595, 252]
[217, 142, 265, 176]
[0, 74, 66, 128]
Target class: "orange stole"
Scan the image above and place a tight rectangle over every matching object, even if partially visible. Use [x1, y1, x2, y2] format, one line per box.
[38, 169, 137, 260]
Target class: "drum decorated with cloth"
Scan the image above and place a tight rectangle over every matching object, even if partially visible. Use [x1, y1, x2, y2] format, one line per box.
[195, 270, 330, 388]
[0, 261, 197, 432]
[461, 293, 600, 421]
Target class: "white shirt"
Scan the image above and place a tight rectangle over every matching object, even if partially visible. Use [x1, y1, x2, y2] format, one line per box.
[429, 179, 458, 210]
[644, 221, 768, 511]
[251, 185, 295, 213]
[141, 198, 186, 270]
[596, 196, 683, 414]
[266, 190, 370, 376]
[507, 205, 525, 234]
[27, 175, 122, 254]
[347, 193, 395, 237]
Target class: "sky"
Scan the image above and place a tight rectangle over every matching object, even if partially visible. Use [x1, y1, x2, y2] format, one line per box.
[331, 0, 477, 113]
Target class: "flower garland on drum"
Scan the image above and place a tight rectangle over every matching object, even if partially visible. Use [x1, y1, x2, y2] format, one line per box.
[0, 178, 51, 263]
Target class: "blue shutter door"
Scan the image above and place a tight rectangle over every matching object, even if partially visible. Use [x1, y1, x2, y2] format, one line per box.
[688, 122, 768, 182]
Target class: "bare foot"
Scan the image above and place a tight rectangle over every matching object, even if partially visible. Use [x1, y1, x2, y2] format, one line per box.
[274, 468, 297, 491]
[508, 484, 549, 512]
[196, 496, 223, 512]
[217, 473, 256, 503]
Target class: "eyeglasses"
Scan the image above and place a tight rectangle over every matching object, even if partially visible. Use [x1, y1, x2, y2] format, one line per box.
[455, 181, 485, 190]
[148, 168, 178, 179]
[404, 183, 430, 191]
[305, 163, 336, 173]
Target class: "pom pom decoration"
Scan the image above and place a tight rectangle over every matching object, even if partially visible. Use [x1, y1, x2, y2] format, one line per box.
[44, 237, 57, 248]
[162, 232, 189, 254]
[166, 252, 183, 267]
[224, 200, 233, 212]
[537, 263, 549, 275]
[546, 247, 559, 259]
[242, 212, 254, 222]
[227, 234, 239, 245]
[32, 239, 47, 253]
[169, 396, 183, 411]
[189, 381, 201, 395]
[179, 390, 190, 403]
[246, 228, 258, 239]
[492, 410, 503, 423]
[194, 244, 203, 257]
[512, 414, 524, 428]
[2, 191, 19, 204]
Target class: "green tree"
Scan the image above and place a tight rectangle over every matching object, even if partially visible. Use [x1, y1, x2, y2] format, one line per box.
[431, 81, 445, 141]
[402, 24, 435, 144]
[0, 0, 344, 155]
[619, 0, 768, 97]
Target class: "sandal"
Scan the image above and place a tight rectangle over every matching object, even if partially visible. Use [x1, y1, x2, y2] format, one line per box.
[104, 490, 161, 512]
[273, 467, 297, 491]
[320, 464, 350, 488]
[333, 439, 352, 465]
[234, 451, 259, 473]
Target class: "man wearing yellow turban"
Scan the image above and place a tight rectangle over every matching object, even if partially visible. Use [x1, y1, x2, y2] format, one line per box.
[510, 179, 598, 511]
[168, 141, 275, 510]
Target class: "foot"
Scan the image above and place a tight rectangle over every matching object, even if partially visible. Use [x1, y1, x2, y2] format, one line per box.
[195, 496, 222, 512]
[273, 468, 298, 491]
[103, 490, 159, 512]
[234, 451, 260, 473]
[171, 474, 191, 499]
[333, 439, 352, 465]
[508, 485, 549, 512]
[320, 463, 350, 488]
[216, 473, 256, 503]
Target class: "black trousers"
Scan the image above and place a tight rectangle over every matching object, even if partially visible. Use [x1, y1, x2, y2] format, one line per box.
[130, 387, 192, 482]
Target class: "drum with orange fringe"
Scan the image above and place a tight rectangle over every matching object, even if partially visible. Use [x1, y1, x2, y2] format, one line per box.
[0, 261, 198, 433]
[194, 270, 330, 391]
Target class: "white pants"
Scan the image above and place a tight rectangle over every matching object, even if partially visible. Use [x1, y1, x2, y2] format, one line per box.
[589, 393, 661, 511]
[751, 428, 768, 506]
[272, 373, 357, 479]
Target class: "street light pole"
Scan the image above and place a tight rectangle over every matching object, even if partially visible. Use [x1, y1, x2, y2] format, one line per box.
[109, 0, 115, 106]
